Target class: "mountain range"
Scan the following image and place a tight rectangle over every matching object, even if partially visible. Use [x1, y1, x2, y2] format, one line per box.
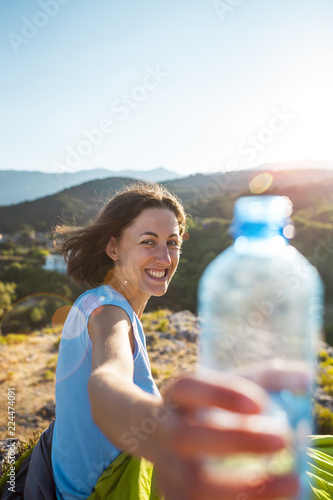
[0, 167, 182, 207]
[1, 167, 333, 233]
[2, 161, 333, 207]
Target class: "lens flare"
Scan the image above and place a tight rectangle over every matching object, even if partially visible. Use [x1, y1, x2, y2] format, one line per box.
[52, 305, 72, 327]
[249, 173, 274, 194]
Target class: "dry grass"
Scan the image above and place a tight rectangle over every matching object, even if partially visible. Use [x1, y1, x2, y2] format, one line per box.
[0, 315, 199, 442]
[0, 328, 61, 441]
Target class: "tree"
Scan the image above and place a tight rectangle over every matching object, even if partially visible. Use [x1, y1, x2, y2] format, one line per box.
[0, 281, 16, 319]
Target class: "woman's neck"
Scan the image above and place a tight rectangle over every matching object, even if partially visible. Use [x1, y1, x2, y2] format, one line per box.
[105, 271, 150, 319]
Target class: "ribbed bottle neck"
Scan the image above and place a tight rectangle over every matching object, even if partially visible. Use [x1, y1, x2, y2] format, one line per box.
[233, 222, 287, 240]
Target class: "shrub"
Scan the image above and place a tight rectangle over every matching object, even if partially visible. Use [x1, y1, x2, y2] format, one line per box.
[314, 403, 333, 434]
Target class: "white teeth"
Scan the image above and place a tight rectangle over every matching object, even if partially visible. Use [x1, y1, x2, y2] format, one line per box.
[147, 269, 166, 278]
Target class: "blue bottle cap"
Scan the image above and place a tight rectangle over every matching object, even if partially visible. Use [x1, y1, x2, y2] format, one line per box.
[230, 196, 294, 239]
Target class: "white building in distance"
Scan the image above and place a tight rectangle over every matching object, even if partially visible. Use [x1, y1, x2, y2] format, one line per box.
[43, 254, 67, 274]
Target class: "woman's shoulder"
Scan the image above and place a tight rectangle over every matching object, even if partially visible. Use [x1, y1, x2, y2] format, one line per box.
[73, 285, 135, 321]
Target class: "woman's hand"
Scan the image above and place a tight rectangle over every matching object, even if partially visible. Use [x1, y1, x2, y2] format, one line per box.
[150, 372, 299, 500]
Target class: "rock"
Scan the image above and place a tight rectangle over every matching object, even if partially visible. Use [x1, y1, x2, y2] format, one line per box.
[315, 387, 333, 411]
[25, 353, 38, 363]
[37, 401, 55, 420]
[160, 346, 175, 355]
[318, 339, 333, 359]
[173, 339, 187, 350]
[168, 311, 200, 342]
[0, 438, 22, 477]
[145, 333, 156, 346]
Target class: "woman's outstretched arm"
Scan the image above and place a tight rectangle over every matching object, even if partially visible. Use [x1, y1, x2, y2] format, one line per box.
[87, 304, 162, 459]
[87, 305, 298, 500]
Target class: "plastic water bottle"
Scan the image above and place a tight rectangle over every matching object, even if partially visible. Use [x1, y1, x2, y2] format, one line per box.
[198, 195, 324, 498]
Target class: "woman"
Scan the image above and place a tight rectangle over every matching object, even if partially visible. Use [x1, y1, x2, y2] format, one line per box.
[51, 182, 298, 499]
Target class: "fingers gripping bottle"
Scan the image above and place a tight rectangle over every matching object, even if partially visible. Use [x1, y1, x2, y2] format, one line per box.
[198, 195, 324, 499]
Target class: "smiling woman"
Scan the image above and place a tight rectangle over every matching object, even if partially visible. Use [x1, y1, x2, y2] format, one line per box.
[11, 182, 299, 500]
[104, 207, 182, 316]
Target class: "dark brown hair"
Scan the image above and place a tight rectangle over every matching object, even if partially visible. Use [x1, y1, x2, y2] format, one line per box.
[54, 182, 187, 287]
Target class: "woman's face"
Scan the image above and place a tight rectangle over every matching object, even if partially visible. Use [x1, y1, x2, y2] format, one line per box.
[106, 208, 181, 297]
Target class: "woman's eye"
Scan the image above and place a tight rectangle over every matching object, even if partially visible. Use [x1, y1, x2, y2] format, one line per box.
[141, 240, 180, 248]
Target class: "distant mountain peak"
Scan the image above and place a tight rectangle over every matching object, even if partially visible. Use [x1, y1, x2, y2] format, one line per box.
[257, 160, 333, 171]
[0, 167, 183, 206]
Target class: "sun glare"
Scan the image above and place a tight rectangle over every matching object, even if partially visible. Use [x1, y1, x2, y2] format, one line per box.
[249, 173, 274, 194]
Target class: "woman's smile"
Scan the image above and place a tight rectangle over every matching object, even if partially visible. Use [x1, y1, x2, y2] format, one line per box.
[145, 268, 169, 280]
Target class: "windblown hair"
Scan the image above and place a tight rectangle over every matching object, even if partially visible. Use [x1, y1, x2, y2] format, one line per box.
[54, 182, 187, 287]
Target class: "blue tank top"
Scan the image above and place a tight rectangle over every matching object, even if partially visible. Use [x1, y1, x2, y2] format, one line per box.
[51, 285, 160, 500]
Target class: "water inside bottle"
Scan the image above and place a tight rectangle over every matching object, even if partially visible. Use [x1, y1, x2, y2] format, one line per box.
[203, 390, 311, 499]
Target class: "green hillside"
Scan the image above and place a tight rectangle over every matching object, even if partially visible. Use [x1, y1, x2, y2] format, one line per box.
[0, 177, 135, 233]
[1, 169, 333, 233]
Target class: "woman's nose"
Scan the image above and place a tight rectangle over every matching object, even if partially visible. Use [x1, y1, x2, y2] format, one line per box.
[155, 244, 172, 265]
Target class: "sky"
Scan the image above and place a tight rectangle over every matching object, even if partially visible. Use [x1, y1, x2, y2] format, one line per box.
[1, 0, 333, 177]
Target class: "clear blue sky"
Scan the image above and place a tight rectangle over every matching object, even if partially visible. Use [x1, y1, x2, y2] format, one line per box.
[1, 0, 333, 176]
